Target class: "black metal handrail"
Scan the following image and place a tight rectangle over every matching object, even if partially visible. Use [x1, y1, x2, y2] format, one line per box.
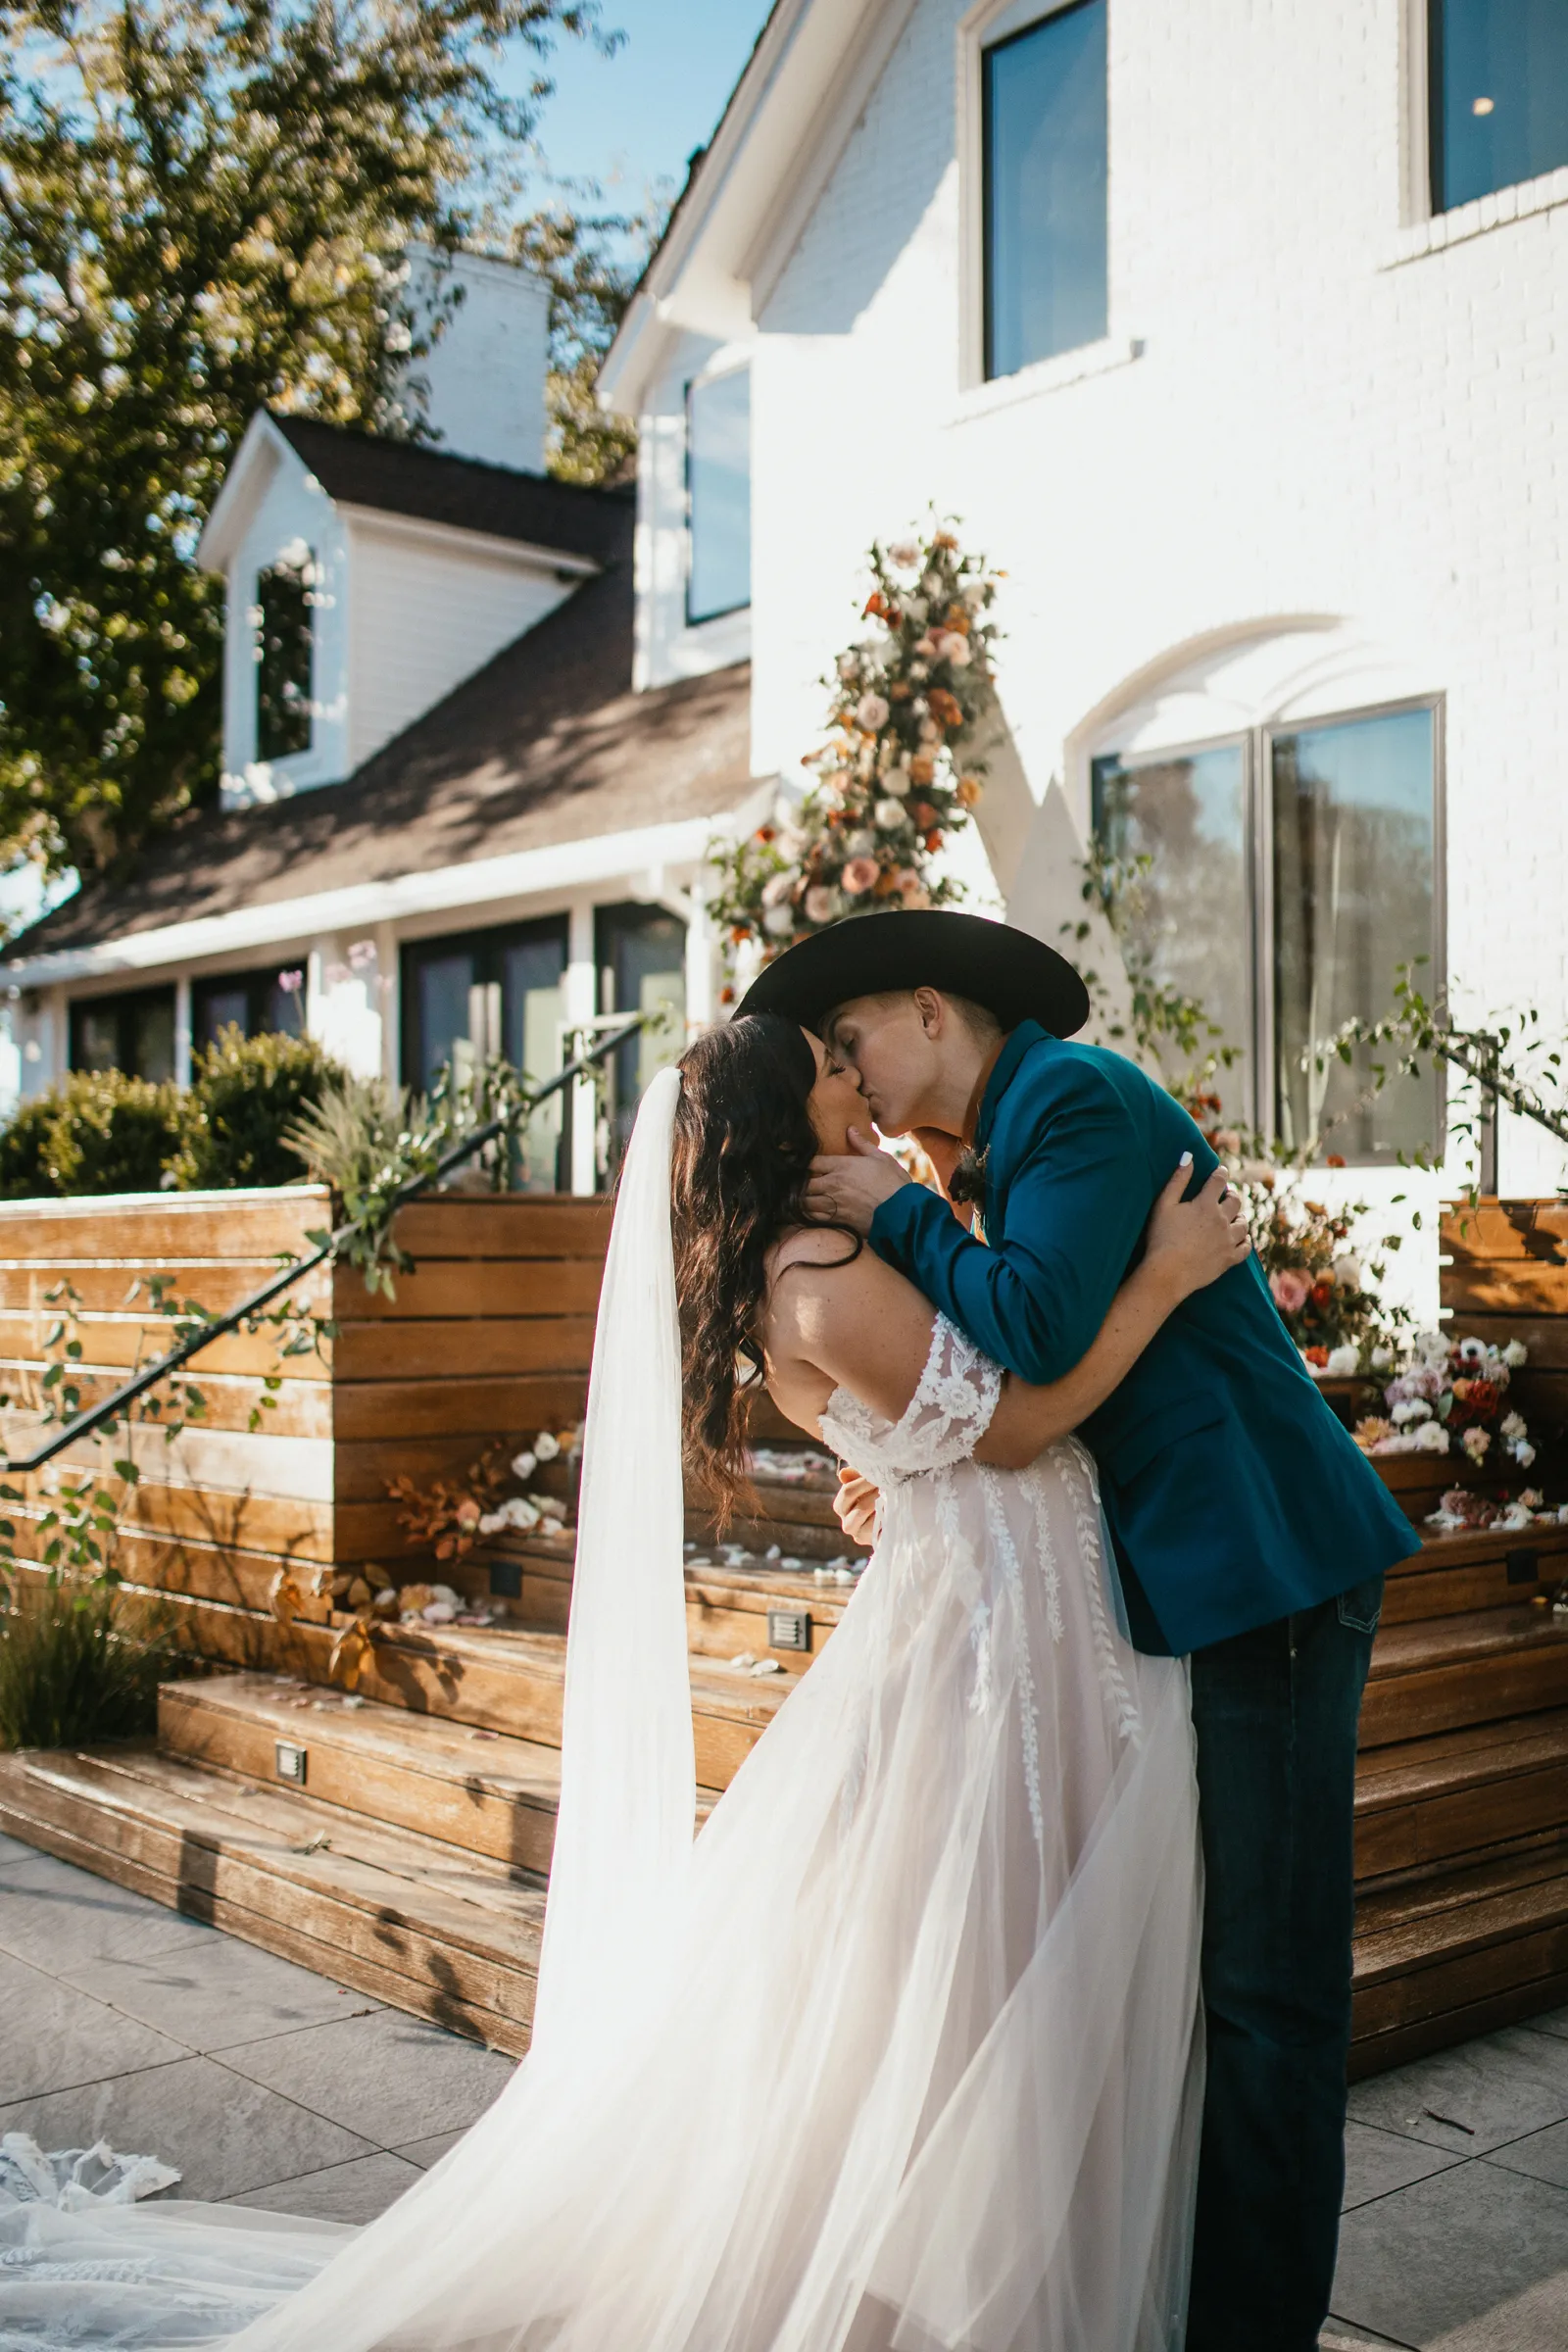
[4, 1014, 649, 1476]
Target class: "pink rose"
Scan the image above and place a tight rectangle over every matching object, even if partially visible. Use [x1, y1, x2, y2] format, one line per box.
[841, 857, 880, 897]
[804, 884, 839, 923]
[1269, 1268, 1311, 1315]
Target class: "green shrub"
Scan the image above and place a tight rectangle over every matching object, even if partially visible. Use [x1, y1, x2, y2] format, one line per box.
[0, 1578, 178, 1749]
[172, 1025, 342, 1191]
[0, 1072, 182, 1199]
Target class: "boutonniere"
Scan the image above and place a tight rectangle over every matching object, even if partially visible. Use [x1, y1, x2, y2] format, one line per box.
[947, 1143, 989, 1206]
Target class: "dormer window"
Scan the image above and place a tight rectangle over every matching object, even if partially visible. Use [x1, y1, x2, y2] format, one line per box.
[255, 548, 316, 761]
[686, 368, 751, 624]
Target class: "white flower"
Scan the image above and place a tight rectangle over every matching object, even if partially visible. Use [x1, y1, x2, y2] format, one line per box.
[501, 1496, 542, 1532]
[837, 653, 860, 680]
[1326, 1344, 1360, 1376]
[888, 540, 920, 569]
[760, 867, 799, 908]
[422, 1600, 457, 1624]
[1457, 1337, 1488, 1364]
[431, 1584, 462, 1606]
[844, 829, 876, 856]
[938, 634, 972, 666]
[1501, 1411, 1526, 1442]
[804, 884, 841, 924]
[1504, 1339, 1529, 1367]
[1370, 1344, 1393, 1369]
[1413, 1420, 1450, 1452]
[536, 1494, 567, 1522]
[961, 579, 989, 609]
[1392, 1396, 1434, 1426]
[903, 594, 929, 625]
[1332, 1253, 1361, 1290]
[763, 902, 796, 937]
[1462, 1427, 1492, 1462]
[883, 767, 911, 797]
[511, 1449, 537, 1481]
[533, 1430, 561, 1462]
[856, 691, 890, 731]
[477, 1511, 508, 1536]
[874, 797, 907, 829]
[921, 569, 944, 597]
[1513, 1441, 1538, 1468]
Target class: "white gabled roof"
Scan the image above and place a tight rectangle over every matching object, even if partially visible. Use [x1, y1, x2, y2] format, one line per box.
[600, 0, 910, 414]
[196, 413, 304, 575]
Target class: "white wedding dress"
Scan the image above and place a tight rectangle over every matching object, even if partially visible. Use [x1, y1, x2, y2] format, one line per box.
[0, 1075, 1203, 2352]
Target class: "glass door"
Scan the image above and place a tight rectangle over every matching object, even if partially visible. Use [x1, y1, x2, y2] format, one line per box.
[595, 904, 687, 1180]
[401, 916, 570, 1191]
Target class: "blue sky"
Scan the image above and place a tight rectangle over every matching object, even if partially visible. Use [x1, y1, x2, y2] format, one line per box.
[521, 0, 774, 213]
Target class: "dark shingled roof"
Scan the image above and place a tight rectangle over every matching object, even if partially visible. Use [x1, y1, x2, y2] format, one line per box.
[274, 416, 633, 565]
[8, 508, 753, 961]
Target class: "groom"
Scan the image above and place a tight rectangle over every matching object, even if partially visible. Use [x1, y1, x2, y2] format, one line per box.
[740, 909, 1418, 2352]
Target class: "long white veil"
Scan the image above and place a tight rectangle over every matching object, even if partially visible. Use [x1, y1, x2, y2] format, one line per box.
[531, 1061, 695, 2056]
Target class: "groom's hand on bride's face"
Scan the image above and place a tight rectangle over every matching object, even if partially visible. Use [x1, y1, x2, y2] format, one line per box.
[805, 1126, 911, 1234]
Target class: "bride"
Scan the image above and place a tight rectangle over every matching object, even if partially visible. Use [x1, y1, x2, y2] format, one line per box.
[1, 1013, 1248, 2352]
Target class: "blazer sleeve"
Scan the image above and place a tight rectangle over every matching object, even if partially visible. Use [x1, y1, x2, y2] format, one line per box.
[869, 1055, 1156, 1385]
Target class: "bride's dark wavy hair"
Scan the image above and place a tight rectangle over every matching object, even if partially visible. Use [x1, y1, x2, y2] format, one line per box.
[671, 1013, 859, 1523]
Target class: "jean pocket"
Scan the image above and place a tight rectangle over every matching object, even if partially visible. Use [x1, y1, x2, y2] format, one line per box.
[1337, 1573, 1385, 1637]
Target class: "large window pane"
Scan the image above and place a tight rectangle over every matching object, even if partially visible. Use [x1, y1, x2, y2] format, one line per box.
[401, 920, 570, 1189]
[687, 370, 751, 624]
[192, 964, 307, 1052]
[1430, 0, 1568, 212]
[597, 905, 686, 1179]
[983, 0, 1107, 380]
[1271, 708, 1437, 1163]
[256, 556, 315, 761]
[68, 986, 176, 1083]
[1091, 743, 1252, 1128]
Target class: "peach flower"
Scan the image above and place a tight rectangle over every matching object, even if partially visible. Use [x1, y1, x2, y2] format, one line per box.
[841, 857, 880, 896]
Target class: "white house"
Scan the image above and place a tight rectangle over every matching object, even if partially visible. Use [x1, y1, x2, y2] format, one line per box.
[600, 0, 1568, 1282]
[2, 254, 760, 1189]
[9, 2, 1568, 1241]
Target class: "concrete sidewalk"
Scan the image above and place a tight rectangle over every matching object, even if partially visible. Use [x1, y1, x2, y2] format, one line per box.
[3, 1832, 1567, 2341]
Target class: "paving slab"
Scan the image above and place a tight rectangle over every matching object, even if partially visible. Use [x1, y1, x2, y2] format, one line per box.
[0, 1948, 187, 2098]
[215, 2006, 514, 2147]
[1342, 2121, 1465, 2211]
[0, 1849, 218, 1971]
[1484, 2118, 1568, 2191]
[0, 2054, 375, 2202]
[395, 2129, 467, 2170]
[230, 2151, 423, 2225]
[1332, 2159, 1568, 2347]
[63, 1936, 383, 2053]
[1346, 2028, 1568, 2157]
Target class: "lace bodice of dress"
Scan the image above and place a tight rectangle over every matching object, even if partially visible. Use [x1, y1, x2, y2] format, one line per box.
[819, 1312, 1003, 1486]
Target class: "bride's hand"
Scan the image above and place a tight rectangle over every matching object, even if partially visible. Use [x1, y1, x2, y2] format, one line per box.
[1144, 1155, 1251, 1298]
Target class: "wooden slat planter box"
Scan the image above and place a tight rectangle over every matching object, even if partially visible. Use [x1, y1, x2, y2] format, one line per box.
[0, 1187, 610, 1665]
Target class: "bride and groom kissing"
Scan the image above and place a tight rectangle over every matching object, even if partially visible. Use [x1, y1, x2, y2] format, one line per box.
[3, 910, 1418, 2352]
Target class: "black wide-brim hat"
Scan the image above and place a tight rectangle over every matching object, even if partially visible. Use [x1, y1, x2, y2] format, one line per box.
[735, 909, 1090, 1039]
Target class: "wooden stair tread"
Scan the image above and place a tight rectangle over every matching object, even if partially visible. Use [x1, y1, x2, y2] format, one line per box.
[1355, 1839, 1568, 1955]
[1356, 1706, 1568, 1812]
[1367, 1605, 1568, 1679]
[9, 1745, 547, 1943]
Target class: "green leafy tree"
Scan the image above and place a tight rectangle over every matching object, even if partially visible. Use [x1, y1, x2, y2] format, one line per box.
[0, 0, 606, 880]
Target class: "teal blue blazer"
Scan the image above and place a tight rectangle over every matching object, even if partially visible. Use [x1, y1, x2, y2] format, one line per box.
[869, 1021, 1419, 1655]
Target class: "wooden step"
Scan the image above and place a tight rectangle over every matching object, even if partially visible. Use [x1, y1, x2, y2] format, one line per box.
[1359, 1605, 1568, 1746]
[1351, 1839, 1568, 2077]
[0, 1744, 543, 2054]
[1355, 1706, 1568, 1880]
[284, 1617, 792, 1788]
[485, 1540, 856, 1675]
[1385, 1525, 1568, 1625]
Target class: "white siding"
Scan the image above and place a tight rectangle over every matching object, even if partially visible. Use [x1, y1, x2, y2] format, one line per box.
[344, 514, 573, 771]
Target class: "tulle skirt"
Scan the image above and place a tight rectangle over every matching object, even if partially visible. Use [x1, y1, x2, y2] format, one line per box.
[0, 1440, 1202, 2352]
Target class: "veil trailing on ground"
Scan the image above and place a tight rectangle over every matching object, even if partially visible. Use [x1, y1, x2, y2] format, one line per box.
[531, 1061, 695, 2058]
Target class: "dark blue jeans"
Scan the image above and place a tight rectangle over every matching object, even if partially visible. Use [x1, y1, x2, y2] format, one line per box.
[1183, 1574, 1383, 2352]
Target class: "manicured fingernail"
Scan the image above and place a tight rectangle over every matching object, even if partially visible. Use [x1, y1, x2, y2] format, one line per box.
[1179, 1151, 1193, 1167]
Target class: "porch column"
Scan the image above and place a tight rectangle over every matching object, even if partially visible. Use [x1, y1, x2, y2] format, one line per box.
[565, 899, 598, 1196]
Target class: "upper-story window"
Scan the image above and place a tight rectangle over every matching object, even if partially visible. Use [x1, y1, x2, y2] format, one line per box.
[686, 368, 751, 624]
[255, 550, 316, 761]
[1429, 0, 1568, 213]
[983, 0, 1107, 380]
[1093, 700, 1441, 1165]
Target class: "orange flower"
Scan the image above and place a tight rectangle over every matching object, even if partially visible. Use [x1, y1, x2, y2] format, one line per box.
[872, 865, 902, 897]
[944, 607, 971, 633]
[924, 828, 943, 852]
[863, 592, 888, 618]
[956, 775, 983, 808]
[927, 688, 963, 729]
[933, 530, 957, 550]
[755, 824, 776, 843]
[909, 752, 935, 785]
[729, 926, 751, 945]
[719, 984, 735, 1004]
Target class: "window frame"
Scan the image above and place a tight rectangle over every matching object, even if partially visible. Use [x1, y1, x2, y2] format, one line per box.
[684, 366, 753, 630]
[1413, 0, 1568, 223]
[400, 913, 574, 1190]
[253, 551, 318, 766]
[1091, 693, 1447, 1164]
[958, 0, 1111, 394]
[190, 963, 307, 1052]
